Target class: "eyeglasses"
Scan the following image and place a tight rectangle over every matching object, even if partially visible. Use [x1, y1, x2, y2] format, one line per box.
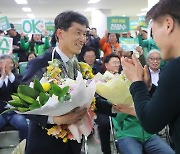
[149, 57, 161, 62]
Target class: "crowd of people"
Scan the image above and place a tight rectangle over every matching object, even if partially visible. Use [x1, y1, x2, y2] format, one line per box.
[0, 0, 180, 153]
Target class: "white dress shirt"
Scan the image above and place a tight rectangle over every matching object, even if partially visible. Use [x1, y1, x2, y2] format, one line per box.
[149, 68, 160, 86]
[0, 73, 15, 88]
[0, 73, 15, 108]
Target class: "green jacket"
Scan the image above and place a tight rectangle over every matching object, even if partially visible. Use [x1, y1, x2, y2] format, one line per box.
[112, 113, 154, 142]
[138, 35, 159, 52]
[20, 37, 50, 56]
[137, 34, 166, 68]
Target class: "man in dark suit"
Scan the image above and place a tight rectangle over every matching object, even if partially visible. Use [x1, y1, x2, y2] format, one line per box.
[23, 11, 114, 154]
[0, 55, 28, 141]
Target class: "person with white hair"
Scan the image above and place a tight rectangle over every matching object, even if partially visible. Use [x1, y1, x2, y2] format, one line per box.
[147, 49, 162, 86]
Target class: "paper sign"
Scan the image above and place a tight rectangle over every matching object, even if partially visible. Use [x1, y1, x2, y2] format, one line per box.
[13, 24, 22, 33]
[22, 19, 45, 34]
[119, 38, 139, 51]
[0, 16, 11, 31]
[45, 22, 55, 36]
[138, 16, 148, 28]
[130, 20, 138, 30]
[0, 36, 13, 55]
[107, 16, 130, 33]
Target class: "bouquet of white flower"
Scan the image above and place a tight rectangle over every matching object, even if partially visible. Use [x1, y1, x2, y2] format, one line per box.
[95, 71, 133, 106]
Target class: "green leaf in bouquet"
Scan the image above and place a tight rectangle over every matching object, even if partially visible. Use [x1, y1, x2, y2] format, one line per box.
[34, 79, 45, 93]
[18, 85, 39, 99]
[0, 108, 18, 115]
[17, 107, 29, 112]
[59, 86, 69, 98]
[29, 100, 41, 110]
[18, 93, 38, 104]
[49, 89, 54, 97]
[63, 93, 71, 101]
[19, 98, 30, 108]
[8, 99, 26, 108]
[51, 83, 62, 96]
[58, 96, 64, 103]
[39, 92, 49, 105]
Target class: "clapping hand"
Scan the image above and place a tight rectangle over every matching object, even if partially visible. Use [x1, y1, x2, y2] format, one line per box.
[4, 59, 14, 75]
[121, 54, 152, 90]
[0, 60, 6, 79]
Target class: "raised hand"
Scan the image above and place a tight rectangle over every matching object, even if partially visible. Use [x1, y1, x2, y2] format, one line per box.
[143, 65, 152, 91]
[4, 59, 14, 75]
[0, 60, 7, 79]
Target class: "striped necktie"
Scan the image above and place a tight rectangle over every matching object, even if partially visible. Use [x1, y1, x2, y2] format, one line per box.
[67, 60, 74, 79]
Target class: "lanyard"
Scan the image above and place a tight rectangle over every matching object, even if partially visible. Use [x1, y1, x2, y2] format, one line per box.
[51, 47, 78, 79]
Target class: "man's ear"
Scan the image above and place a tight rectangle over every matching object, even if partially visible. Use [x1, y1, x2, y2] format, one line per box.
[56, 29, 64, 40]
[165, 16, 174, 35]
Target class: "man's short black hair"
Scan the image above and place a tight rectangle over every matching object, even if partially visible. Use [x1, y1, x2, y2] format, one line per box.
[84, 47, 96, 56]
[54, 11, 89, 31]
[0, 30, 4, 34]
[52, 11, 89, 43]
[142, 30, 147, 33]
[146, 0, 180, 24]
[104, 53, 120, 64]
[10, 23, 15, 29]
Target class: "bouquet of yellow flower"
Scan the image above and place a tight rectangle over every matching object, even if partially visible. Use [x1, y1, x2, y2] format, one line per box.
[95, 71, 133, 106]
[6, 57, 96, 143]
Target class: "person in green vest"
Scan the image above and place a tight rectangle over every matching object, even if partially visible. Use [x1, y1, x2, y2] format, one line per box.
[20, 31, 50, 56]
[112, 105, 174, 154]
[136, 26, 166, 67]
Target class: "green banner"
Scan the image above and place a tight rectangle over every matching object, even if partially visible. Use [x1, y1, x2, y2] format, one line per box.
[130, 20, 138, 30]
[22, 19, 45, 34]
[107, 16, 130, 33]
[119, 38, 139, 51]
[13, 24, 22, 33]
[0, 16, 11, 31]
[138, 16, 148, 28]
[0, 36, 13, 55]
[45, 22, 55, 36]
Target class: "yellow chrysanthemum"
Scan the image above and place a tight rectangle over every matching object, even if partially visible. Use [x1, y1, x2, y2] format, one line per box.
[47, 65, 54, 71]
[42, 82, 51, 92]
[54, 67, 61, 73]
[63, 137, 68, 143]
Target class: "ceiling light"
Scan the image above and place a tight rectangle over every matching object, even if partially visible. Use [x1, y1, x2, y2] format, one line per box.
[87, 0, 101, 4]
[22, 7, 32, 12]
[84, 8, 96, 12]
[141, 8, 149, 12]
[27, 13, 35, 19]
[137, 12, 146, 16]
[15, 0, 28, 4]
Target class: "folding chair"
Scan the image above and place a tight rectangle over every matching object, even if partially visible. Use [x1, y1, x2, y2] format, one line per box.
[109, 116, 119, 154]
[19, 62, 28, 76]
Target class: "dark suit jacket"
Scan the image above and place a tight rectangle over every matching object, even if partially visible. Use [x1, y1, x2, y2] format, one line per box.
[0, 73, 22, 113]
[22, 49, 113, 154]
